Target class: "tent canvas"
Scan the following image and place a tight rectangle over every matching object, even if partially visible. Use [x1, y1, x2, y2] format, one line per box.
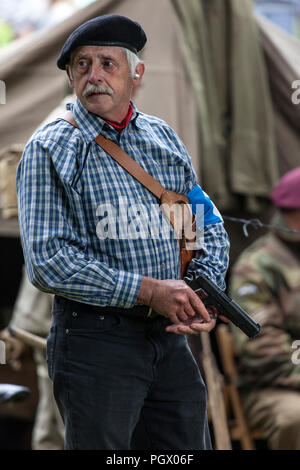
[0, 0, 299, 242]
[0, 0, 198, 166]
[256, 13, 300, 176]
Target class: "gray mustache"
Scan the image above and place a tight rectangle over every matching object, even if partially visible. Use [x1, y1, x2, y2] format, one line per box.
[83, 84, 113, 97]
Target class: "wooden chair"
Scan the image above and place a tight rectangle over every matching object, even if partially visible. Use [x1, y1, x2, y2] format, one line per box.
[215, 324, 265, 450]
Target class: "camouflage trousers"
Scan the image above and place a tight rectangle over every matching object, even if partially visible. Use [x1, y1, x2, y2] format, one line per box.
[242, 388, 300, 450]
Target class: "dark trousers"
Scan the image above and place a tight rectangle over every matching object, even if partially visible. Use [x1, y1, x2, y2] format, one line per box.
[46, 296, 212, 450]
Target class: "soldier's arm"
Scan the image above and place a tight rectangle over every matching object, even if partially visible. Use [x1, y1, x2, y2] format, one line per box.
[229, 264, 300, 390]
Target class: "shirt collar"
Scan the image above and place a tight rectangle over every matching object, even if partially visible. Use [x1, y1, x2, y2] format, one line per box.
[66, 98, 142, 142]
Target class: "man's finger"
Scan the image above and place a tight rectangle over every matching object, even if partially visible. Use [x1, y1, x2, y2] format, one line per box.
[189, 291, 211, 322]
[188, 318, 216, 333]
[165, 318, 216, 335]
[219, 314, 230, 323]
[183, 303, 196, 318]
[177, 310, 189, 322]
[167, 312, 180, 324]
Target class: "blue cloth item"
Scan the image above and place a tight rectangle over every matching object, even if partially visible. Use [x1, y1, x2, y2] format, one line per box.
[17, 98, 229, 308]
[187, 184, 223, 226]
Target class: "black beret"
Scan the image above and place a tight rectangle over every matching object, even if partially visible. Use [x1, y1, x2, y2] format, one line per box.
[57, 14, 147, 70]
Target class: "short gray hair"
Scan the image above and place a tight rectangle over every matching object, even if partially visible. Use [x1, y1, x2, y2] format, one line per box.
[121, 48, 143, 77]
[68, 47, 143, 80]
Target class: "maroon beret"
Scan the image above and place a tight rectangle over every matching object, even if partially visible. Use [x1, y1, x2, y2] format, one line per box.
[271, 167, 300, 209]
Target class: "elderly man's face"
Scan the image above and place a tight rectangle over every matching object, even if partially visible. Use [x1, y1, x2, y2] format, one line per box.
[67, 45, 142, 122]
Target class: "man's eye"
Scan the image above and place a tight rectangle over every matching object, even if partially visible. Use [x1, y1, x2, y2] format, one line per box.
[78, 60, 88, 67]
[103, 60, 113, 68]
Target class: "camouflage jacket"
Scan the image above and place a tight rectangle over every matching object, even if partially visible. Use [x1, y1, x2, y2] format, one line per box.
[229, 232, 300, 391]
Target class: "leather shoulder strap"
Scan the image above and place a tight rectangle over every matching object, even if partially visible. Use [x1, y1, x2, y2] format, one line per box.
[61, 110, 78, 129]
[59, 111, 195, 279]
[60, 111, 165, 200]
[94, 134, 165, 199]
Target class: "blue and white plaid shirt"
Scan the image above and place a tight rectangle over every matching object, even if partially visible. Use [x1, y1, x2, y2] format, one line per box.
[17, 98, 229, 308]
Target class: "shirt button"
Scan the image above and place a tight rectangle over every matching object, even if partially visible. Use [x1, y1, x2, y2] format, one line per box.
[161, 263, 166, 269]
[142, 196, 146, 202]
[129, 130, 134, 134]
[99, 315, 105, 320]
[72, 311, 78, 317]
[118, 301, 125, 307]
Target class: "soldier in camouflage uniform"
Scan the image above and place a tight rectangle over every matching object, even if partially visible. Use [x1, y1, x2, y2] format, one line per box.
[229, 167, 300, 450]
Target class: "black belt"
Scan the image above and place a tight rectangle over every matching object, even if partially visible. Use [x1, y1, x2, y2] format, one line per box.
[54, 295, 158, 320]
[93, 304, 158, 319]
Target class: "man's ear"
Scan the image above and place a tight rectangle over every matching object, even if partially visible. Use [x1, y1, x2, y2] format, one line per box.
[133, 62, 145, 88]
[66, 65, 74, 88]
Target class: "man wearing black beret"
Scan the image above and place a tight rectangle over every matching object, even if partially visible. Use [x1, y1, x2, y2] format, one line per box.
[17, 14, 230, 450]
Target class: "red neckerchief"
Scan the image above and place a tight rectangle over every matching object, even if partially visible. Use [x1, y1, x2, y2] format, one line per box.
[104, 104, 133, 131]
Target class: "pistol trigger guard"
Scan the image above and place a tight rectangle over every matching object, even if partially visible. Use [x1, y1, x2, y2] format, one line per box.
[207, 305, 218, 319]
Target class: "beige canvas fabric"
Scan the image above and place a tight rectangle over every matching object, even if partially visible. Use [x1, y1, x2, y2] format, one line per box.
[0, 0, 299, 221]
[0, 144, 23, 219]
[0, 0, 199, 234]
[0, 0, 198, 166]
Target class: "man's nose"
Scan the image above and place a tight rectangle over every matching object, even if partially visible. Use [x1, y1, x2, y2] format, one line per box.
[88, 64, 103, 84]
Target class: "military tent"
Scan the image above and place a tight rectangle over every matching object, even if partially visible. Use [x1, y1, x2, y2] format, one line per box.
[0, 0, 299, 251]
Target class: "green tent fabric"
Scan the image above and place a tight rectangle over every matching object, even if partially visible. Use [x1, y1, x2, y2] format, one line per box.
[171, 0, 279, 213]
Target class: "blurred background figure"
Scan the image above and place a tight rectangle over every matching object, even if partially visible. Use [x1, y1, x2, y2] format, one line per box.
[0, 94, 75, 449]
[229, 167, 300, 450]
[0, 267, 65, 450]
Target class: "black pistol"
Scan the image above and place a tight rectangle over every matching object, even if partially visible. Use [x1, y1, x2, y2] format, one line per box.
[185, 273, 260, 338]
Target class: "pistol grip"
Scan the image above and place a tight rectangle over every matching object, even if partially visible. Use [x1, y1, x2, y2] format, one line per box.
[195, 287, 208, 301]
